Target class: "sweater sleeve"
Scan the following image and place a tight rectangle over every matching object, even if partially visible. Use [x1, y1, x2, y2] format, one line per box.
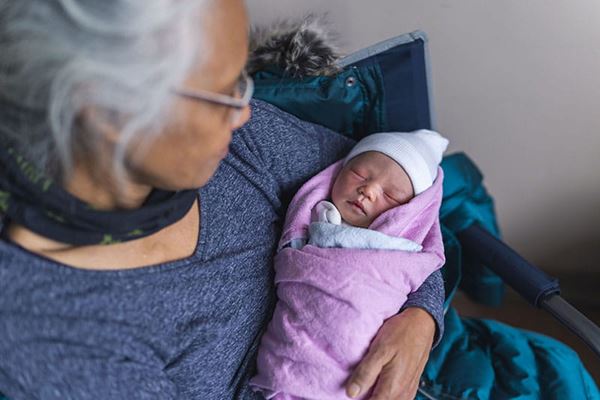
[233, 99, 355, 206]
[237, 98, 445, 348]
[401, 269, 445, 348]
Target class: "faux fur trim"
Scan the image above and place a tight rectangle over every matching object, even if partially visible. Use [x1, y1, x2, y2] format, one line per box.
[247, 14, 341, 78]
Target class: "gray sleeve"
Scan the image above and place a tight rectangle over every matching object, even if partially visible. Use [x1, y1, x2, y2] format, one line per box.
[235, 99, 355, 206]
[400, 269, 445, 348]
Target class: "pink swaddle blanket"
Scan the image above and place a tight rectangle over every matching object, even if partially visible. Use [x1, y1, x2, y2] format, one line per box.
[250, 160, 445, 400]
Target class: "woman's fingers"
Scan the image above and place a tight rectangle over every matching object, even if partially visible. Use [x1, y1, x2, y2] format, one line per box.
[369, 354, 423, 400]
[346, 309, 435, 399]
[368, 361, 403, 400]
[345, 344, 392, 398]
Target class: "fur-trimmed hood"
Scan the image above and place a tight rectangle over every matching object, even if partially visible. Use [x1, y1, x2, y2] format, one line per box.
[247, 14, 341, 78]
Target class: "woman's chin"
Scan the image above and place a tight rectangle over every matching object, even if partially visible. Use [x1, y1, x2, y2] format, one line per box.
[174, 158, 227, 189]
[138, 156, 226, 191]
[149, 170, 214, 191]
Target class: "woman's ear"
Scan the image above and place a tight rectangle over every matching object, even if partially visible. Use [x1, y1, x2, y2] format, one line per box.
[70, 106, 125, 178]
[77, 106, 123, 146]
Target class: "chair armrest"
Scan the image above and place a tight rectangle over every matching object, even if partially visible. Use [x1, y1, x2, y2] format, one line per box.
[457, 224, 600, 359]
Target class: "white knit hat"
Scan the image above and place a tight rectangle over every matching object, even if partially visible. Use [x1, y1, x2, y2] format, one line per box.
[343, 130, 449, 195]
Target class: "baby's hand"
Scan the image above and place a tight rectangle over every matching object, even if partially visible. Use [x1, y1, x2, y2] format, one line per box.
[314, 200, 342, 225]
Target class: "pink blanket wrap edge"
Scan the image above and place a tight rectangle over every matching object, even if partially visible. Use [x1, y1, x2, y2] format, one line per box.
[251, 160, 445, 400]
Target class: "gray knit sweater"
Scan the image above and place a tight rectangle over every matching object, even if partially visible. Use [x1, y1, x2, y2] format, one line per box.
[0, 99, 444, 400]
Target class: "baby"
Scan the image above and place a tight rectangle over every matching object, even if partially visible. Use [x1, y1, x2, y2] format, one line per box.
[251, 130, 449, 400]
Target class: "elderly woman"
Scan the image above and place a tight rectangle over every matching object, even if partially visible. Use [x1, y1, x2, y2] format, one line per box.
[0, 1, 444, 399]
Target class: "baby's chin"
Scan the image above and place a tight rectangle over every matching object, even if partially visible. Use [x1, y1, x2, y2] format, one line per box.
[332, 198, 372, 227]
[339, 210, 371, 228]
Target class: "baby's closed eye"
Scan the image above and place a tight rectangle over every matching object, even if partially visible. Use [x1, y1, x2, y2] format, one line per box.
[384, 192, 400, 203]
[351, 170, 366, 180]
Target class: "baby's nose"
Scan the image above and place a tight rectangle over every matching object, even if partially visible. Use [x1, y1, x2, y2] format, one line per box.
[358, 184, 377, 200]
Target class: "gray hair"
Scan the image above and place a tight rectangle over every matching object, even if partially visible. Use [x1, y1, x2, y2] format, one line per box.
[0, 0, 210, 182]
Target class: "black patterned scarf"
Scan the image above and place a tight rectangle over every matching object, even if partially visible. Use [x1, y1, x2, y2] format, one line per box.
[0, 142, 198, 246]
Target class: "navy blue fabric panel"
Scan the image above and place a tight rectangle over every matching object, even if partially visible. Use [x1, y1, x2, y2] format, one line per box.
[458, 226, 560, 307]
[352, 38, 431, 132]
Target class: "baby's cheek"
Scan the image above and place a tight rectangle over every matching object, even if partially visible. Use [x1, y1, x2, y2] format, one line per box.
[331, 196, 345, 215]
[370, 204, 391, 222]
[336, 202, 360, 227]
[330, 182, 344, 209]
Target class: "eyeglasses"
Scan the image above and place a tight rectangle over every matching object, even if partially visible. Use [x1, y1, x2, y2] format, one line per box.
[172, 70, 254, 126]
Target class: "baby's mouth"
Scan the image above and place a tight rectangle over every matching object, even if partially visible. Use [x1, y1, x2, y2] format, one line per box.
[348, 200, 366, 215]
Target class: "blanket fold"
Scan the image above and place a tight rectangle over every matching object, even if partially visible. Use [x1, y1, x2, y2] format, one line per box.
[251, 160, 445, 400]
[308, 222, 422, 252]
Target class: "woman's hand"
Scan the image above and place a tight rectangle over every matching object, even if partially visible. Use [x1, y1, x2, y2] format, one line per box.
[345, 307, 435, 400]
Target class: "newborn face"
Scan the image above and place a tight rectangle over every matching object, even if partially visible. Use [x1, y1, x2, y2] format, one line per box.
[331, 151, 414, 228]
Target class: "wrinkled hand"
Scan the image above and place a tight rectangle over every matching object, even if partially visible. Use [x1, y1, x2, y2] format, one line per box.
[345, 307, 435, 400]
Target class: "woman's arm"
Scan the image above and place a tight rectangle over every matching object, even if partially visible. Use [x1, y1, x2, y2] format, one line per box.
[401, 268, 445, 346]
[235, 99, 355, 205]
[346, 269, 444, 400]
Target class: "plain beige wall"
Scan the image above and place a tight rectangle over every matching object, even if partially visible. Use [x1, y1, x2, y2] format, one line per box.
[246, 0, 600, 274]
